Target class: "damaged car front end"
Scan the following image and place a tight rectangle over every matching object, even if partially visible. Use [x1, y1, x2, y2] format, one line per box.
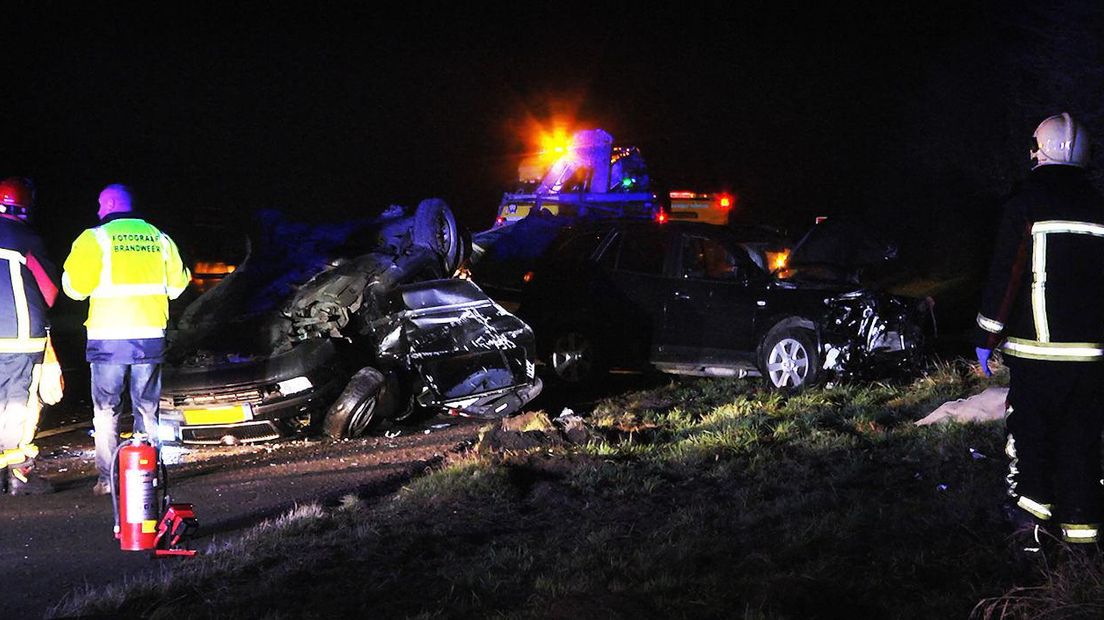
[816, 290, 933, 382]
[160, 200, 542, 445]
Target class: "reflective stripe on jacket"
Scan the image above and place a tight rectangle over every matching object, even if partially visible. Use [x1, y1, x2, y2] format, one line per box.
[0, 218, 56, 354]
[976, 167, 1104, 361]
[62, 217, 190, 340]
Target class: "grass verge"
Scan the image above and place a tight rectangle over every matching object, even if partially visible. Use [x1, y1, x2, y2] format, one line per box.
[51, 362, 1103, 619]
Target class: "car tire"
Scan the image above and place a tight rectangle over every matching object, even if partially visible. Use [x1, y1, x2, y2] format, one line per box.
[546, 326, 606, 385]
[413, 198, 461, 274]
[759, 323, 821, 390]
[323, 367, 395, 439]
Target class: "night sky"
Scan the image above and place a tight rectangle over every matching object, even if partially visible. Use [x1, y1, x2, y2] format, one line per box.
[2, 1, 1101, 279]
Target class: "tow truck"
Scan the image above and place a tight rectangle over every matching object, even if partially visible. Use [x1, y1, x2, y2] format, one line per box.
[492, 128, 661, 227]
[492, 128, 739, 230]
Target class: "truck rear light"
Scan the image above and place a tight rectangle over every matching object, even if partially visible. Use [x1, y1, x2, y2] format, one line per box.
[655, 211, 669, 224]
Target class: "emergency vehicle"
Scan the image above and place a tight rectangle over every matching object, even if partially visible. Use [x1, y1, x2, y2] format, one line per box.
[492, 129, 661, 227]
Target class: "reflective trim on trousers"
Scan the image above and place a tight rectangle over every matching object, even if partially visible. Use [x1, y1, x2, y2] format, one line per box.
[1060, 523, 1101, 544]
[1005, 432, 1020, 500]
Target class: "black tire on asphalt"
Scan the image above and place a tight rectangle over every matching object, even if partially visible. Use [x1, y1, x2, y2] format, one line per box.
[758, 322, 821, 390]
[546, 325, 607, 385]
[323, 367, 395, 439]
[413, 198, 461, 275]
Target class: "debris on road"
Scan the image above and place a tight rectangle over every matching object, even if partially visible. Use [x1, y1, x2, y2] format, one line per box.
[474, 410, 597, 454]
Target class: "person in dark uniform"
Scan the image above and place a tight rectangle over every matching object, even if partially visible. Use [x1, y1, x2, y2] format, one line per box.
[0, 177, 63, 494]
[976, 112, 1104, 549]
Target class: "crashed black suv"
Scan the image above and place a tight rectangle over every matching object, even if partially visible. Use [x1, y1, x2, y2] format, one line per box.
[499, 219, 932, 388]
[158, 200, 542, 445]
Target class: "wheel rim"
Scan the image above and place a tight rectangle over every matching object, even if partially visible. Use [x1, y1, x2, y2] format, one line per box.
[434, 212, 458, 271]
[347, 395, 378, 437]
[767, 338, 810, 387]
[551, 331, 593, 383]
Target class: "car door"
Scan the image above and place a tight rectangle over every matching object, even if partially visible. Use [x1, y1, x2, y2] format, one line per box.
[657, 231, 760, 365]
[599, 225, 679, 362]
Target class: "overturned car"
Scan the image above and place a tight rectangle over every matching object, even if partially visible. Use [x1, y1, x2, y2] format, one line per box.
[471, 216, 933, 389]
[159, 200, 541, 445]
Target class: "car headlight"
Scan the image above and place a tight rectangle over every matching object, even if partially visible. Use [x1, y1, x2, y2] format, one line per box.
[277, 376, 313, 396]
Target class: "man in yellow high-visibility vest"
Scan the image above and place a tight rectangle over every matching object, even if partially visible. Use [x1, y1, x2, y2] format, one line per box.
[62, 184, 190, 495]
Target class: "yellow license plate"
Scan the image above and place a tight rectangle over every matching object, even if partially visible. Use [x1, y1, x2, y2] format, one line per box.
[183, 405, 248, 425]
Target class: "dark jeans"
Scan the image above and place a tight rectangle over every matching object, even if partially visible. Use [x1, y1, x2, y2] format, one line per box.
[91, 362, 161, 483]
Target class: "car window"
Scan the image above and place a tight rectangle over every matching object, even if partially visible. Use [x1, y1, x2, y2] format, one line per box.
[614, 228, 668, 275]
[553, 229, 608, 262]
[680, 235, 742, 281]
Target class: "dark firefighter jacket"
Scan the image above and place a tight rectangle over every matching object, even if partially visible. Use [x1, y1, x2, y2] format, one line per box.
[976, 166, 1104, 361]
[0, 216, 58, 354]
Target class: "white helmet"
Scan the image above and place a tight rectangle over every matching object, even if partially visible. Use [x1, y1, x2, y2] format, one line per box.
[1031, 112, 1089, 169]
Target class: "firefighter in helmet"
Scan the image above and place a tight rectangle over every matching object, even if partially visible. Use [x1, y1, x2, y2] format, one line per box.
[0, 177, 64, 494]
[976, 113, 1104, 550]
[62, 184, 190, 496]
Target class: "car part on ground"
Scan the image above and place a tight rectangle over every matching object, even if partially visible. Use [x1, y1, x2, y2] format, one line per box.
[472, 219, 933, 390]
[160, 200, 541, 445]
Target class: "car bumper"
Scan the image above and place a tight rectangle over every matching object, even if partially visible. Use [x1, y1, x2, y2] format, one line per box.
[159, 380, 342, 445]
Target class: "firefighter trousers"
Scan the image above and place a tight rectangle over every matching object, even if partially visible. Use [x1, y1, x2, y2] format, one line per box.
[0, 352, 44, 468]
[1006, 357, 1104, 532]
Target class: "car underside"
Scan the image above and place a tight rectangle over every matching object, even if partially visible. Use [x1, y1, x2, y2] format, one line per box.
[159, 200, 542, 445]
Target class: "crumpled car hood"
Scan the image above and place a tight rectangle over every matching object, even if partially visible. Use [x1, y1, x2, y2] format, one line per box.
[782, 219, 897, 284]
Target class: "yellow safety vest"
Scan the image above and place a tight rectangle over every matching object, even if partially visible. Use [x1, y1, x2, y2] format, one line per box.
[62, 218, 190, 340]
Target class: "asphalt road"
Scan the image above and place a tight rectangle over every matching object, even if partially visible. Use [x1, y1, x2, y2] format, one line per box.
[0, 413, 488, 619]
[0, 372, 662, 619]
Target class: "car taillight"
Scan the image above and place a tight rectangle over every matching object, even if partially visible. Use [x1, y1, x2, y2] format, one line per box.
[522, 271, 535, 283]
[654, 211, 669, 224]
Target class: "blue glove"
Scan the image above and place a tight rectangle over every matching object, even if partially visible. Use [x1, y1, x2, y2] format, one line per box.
[976, 347, 992, 377]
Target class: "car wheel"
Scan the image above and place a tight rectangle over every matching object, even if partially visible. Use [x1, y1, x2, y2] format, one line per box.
[759, 324, 821, 390]
[413, 198, 461, 274]
[548, 327, 605, 384]
[323, 367, 394, 439]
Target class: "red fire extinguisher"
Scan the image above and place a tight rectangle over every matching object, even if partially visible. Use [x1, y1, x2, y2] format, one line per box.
[113, 434, 160, 551]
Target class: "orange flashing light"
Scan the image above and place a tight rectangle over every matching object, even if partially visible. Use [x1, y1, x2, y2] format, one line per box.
[766, 250, 790, 272]
[522, 271, 534, 283]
